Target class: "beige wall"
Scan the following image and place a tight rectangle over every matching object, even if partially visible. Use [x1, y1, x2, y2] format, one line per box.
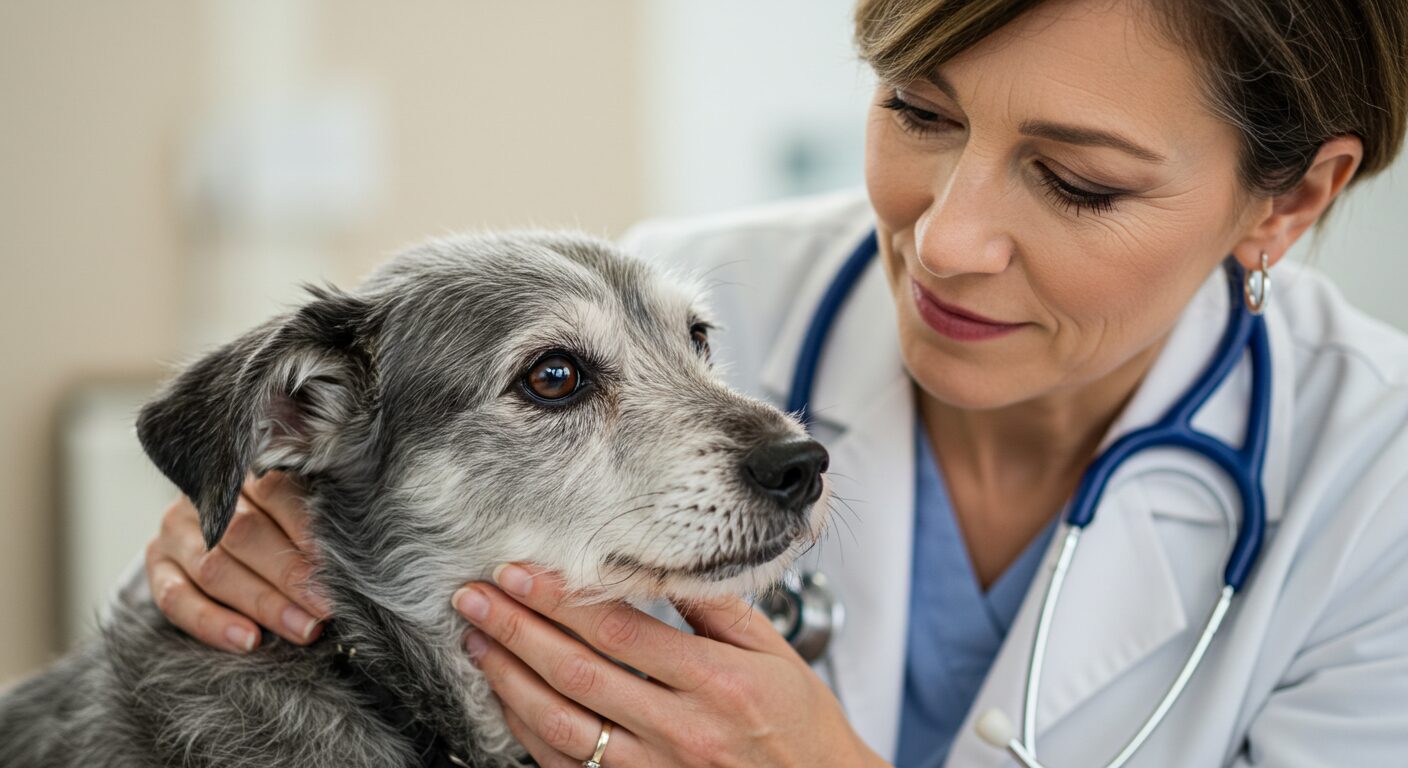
[0, 1, 199, 682]
[313, 1, 646, 278]
[0, 1, 644, 683]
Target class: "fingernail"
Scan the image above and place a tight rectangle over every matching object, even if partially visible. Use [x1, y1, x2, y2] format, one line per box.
[493, 564, 532, 596]
[305, 591, 334, 619]
[454, 587, 491, 623]
[465, 630, 489, 661]
[282, 605, 319, 641]
[226, 625, 256, 653]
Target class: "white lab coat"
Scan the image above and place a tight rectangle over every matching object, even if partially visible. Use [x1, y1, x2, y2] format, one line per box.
[621, 189, 1408, 767]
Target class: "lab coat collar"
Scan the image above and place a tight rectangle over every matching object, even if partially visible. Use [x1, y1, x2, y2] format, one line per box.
[813, 374, 917, 760]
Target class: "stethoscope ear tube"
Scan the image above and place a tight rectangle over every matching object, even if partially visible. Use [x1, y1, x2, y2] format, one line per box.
[1224, 304, 1272, 592]
[785, 230, 878, 424]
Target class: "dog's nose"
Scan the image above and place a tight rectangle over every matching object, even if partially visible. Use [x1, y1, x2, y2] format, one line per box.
[742, 436, 829, 510]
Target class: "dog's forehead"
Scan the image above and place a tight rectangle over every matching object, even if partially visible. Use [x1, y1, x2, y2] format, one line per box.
[370, 231, 699, 328]
[526, 231, 702, 327]
[367, 231, 703, 376]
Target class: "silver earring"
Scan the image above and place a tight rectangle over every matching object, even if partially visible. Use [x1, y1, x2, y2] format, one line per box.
[1244, 251, 1271, 315]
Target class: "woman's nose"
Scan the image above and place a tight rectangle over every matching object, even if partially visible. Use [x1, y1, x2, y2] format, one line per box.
[914, 155, 1013, 278]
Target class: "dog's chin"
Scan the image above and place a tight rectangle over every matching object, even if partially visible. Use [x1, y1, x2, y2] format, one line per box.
[591, 535, 810, 605]
[566, 489, 832, 605]
[655, 552, 799, 603]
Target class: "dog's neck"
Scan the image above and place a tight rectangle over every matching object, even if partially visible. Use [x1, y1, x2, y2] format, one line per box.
[301, 479, 514, 767]
[323, 625, 469, 766]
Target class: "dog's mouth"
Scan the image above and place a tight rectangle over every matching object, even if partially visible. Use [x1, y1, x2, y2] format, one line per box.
[604, 528, 800, 584]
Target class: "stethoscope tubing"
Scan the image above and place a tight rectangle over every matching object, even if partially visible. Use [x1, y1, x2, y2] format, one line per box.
[1066, 259, 1270, 591]
[785, 229, 878, 422]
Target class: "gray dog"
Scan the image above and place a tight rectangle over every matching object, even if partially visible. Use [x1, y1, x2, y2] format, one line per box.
[0, 231, 830, 767]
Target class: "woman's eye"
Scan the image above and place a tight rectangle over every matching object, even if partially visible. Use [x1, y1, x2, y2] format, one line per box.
[524, 354, 581, 401]
[690, 323, 711, 358]
[879, 91, 956, 136]
[1035, 164, 1122, 216]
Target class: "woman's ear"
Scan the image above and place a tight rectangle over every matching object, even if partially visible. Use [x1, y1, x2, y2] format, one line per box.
[1232, 135, 1363, 271]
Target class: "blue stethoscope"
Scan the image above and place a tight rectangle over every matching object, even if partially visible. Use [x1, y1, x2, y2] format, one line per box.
[762, 229, 1270, 768]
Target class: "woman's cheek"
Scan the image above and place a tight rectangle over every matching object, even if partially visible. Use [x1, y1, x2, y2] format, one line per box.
[1032, 212, 1180, 325]
[866, 161, 930, 231]
[865, 120, 952, 228]
[1021, 252, 1143, 377]
[1037, 256, 1188, 382]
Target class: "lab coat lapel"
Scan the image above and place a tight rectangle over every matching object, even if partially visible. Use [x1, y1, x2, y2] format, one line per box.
[758, 222, 917, 758]
[818, 375, 915, 760]
[945, 479, 1188, 766]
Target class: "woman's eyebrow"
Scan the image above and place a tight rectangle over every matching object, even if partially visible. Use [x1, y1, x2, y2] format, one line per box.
[925, 71, 1168, 164]
[924, 72, 963, 103]
[1018, 119, 1168, 163]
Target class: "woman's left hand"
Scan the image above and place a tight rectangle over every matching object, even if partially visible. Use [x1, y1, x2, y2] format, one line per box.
[452, 564, 888, 768]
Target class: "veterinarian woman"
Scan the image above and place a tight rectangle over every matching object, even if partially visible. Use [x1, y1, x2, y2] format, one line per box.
[137, 0, 1408, 765]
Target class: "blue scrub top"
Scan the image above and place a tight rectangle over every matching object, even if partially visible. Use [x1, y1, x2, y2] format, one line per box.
[895, 418, 1058, 768]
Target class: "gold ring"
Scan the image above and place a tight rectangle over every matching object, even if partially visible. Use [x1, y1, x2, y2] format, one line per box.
[582, 720, 612, 768]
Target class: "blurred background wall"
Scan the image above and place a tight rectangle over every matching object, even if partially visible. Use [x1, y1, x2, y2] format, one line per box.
[0, 0, 1403, 684]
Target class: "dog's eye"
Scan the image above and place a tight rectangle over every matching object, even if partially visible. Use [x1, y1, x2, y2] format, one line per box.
[690, 323, 711, 358]
[524, 354, 581, 401]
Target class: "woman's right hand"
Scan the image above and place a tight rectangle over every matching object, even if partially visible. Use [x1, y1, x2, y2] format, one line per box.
[144, 472, 332, 653]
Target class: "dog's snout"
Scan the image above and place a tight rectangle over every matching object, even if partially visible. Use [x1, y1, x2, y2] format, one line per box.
[742, 436, 829, 509]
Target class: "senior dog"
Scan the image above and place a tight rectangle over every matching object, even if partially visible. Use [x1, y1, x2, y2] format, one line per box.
[0, 231, 830, 767]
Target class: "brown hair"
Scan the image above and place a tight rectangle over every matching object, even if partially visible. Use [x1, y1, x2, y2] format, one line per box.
[854, 0, 1408, 201]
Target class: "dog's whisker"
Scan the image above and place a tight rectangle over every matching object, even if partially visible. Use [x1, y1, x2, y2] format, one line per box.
[824, 497, 862, 548]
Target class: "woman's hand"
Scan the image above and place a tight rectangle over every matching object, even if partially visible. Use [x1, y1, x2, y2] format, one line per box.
[454, 565, 888, 767]
[144, 472, 332, 653]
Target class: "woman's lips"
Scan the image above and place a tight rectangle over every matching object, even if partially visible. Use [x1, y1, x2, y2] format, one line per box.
[910, 279, 1026, 341]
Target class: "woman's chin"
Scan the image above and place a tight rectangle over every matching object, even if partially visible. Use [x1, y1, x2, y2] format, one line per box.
[900, 344, 1041, 411]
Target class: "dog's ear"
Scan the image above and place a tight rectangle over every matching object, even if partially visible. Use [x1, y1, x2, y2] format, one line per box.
[137, 287, 379, 549]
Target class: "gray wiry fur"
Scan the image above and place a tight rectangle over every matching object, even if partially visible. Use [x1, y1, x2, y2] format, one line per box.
[0, 231, 829, 767]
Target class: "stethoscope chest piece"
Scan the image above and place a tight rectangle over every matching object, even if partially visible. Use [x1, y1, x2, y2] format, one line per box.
[758, 570, 844, 664]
